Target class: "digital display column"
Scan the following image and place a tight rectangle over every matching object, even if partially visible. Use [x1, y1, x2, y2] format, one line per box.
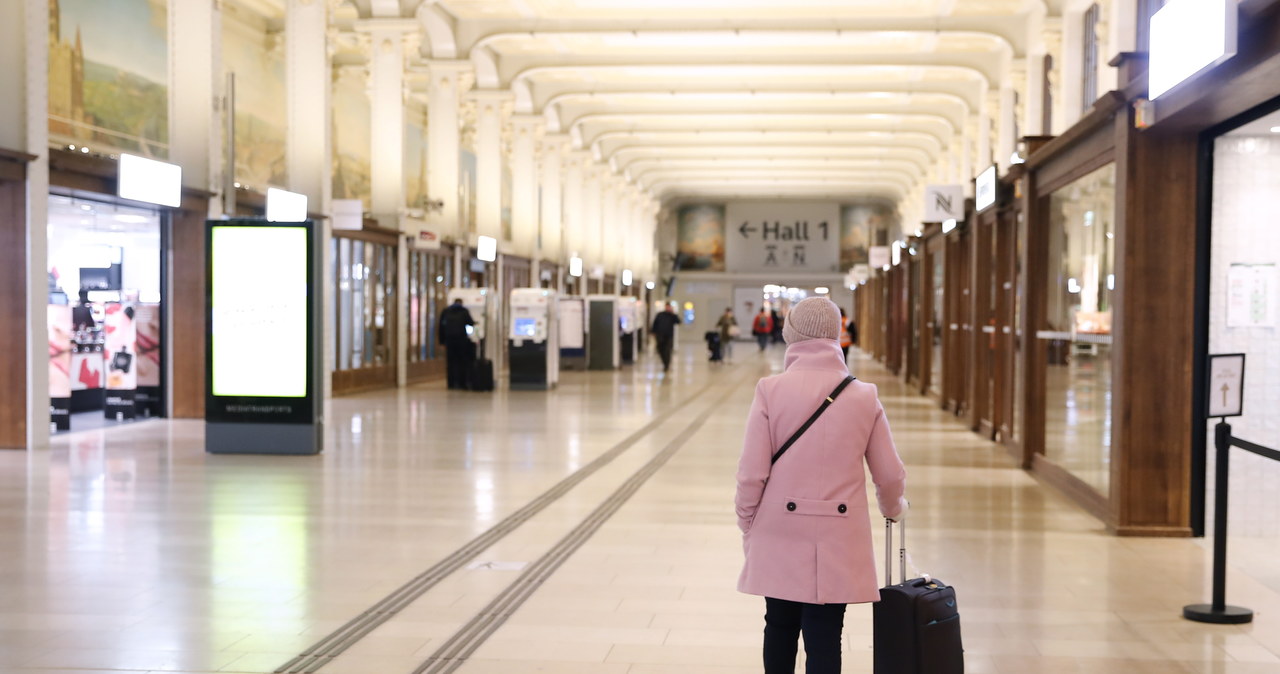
[206, 220, 322, 455]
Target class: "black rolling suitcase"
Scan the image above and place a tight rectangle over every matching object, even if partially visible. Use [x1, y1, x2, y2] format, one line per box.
[873, 518, 964, 674]
[468, 358, 494, 392]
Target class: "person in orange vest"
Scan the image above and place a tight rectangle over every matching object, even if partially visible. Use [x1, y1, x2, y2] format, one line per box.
[839, 307, 854, 362]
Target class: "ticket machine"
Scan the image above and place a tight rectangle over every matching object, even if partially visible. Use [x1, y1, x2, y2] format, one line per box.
[618, 296, 639, 365]
[558, 296, 587, 371]
[508, 288, 558, 389]
[586, 294, 619, 371]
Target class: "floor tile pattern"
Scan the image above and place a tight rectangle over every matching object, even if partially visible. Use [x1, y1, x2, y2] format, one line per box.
[0, 345, 1276, 673]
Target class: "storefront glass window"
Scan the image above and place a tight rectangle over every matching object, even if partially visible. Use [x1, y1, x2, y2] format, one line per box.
[1043, 163, 1116, 496]
[408, 250, 452, 363]
[331, 234, 397, 374]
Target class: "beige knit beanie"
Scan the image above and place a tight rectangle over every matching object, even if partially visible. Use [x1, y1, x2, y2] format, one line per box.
[782, 297, 842, 344]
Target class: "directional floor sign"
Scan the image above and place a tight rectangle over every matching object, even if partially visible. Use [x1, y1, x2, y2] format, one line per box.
[1207, 353, 1246, 418]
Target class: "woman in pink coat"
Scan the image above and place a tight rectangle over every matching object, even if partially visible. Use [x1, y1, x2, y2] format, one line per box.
[735, 297, 907, 674]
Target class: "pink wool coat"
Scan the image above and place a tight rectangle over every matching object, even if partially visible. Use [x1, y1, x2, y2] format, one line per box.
[735, 339, 907, 605]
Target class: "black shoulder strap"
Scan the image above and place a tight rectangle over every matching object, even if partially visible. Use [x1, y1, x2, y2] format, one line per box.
[771, 376, 855, 466]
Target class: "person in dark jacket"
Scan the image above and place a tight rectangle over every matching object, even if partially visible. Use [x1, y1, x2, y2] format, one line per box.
[438, 299, 476, 389]
[651, 302, 680, 372]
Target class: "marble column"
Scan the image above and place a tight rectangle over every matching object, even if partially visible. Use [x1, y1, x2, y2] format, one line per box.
[468, 90, 512, 243]
[510, 115, 542, 258]
[582, 162, 603, 273]
[539, 134, 568, 266]
[425, 60, 472, 240]
[286, 0, 330, 207]
[998, 83, 1017, 172]
[562, 150, 588, 263]
[365, 24, 407, 227]
[23, 0, 49, 448]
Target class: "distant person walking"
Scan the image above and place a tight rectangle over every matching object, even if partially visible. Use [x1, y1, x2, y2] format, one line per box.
[771, 309, 785, 344]
[839, 307, 854, 362]
[716, 307, 739, 361]
[438, 299, 476, 390]
[735, 297, 908, 674]
[651, 302, 680, 372]
[752, 309, 774, 352]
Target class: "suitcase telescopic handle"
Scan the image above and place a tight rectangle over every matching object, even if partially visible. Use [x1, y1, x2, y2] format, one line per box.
[884, 517, 907, 586]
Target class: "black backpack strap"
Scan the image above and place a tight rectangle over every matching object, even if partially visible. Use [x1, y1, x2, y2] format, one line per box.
[771, 376, 855, 466]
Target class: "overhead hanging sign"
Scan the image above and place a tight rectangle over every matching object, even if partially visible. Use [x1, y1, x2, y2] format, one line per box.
[975, 165, 998, 212]
[725, 201, 840, 273]
[924, 184, 965, 222]
[1149, 0, 1238, 100]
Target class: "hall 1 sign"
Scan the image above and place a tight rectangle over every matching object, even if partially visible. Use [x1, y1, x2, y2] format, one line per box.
[724, 202, 840, 273]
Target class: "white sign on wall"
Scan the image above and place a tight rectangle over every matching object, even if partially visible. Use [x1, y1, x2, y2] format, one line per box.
[1149, 0, 1238, 100]
[332, 199, 363, 231]
[924, 184, 965, 222]
[1226, 263, 1278, 328]
[975, 165, 998, 212]
[724, 202, 840, 273]
[869, 246, 891, 269]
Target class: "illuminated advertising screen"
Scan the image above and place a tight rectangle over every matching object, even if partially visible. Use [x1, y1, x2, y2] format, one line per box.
[206, 220, 315, 425]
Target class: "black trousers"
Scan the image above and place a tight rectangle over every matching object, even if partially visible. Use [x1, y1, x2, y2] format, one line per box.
[763, 597, 847, 674]
[444, 339, 474, 389]
[655, 335, 673, 371]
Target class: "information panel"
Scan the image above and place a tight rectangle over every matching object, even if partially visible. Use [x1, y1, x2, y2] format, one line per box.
[206, 220, 321, 450]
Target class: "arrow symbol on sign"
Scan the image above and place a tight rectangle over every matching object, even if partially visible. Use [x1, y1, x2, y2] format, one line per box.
[739, 221, 756, 238]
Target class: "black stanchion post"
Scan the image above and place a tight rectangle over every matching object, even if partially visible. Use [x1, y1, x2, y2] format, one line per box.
[1183, 421, 1254, 625]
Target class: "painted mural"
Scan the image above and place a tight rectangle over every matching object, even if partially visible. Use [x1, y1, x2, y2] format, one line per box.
[48, 0, 169, 157]
[676, 204, 726, 272]
[840, 203, 898, 269]
[223, 3, 287, 188]
[404, 102, 429, 209]
[332, 69, 371, 208]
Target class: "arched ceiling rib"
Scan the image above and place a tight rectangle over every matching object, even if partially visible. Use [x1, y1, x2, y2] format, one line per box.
[350, 0, 1040, 217]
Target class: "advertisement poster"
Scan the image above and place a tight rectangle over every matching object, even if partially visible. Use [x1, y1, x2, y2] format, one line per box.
[48, 0, 169, 157]
[134, 303, 161, 416]
[676, 204, 726, 271]
[725, 201, 840, 273]
[558, 298, 585, 350]
[103, 303, 137, 419]
[48, 305, 72, 431]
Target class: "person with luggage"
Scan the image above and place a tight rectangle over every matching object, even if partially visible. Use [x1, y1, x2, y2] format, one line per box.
[751, 308, 774, 352]
[704, 330, 723, 363]
[734, 297, 908, 674]
[438, 298, 476, 390]
[651, 302, 680, 372]
[716, 307, 738, 361]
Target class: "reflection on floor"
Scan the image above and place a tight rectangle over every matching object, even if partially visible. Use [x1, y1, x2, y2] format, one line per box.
[59, 409, 161, 434]
[0, 345, 1276, 673]
[1043, 346, 1113, 495]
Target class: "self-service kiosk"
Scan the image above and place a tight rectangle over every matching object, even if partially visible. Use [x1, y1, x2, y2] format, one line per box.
[558, 296, 587, 371]
[618, 296, 639, 365]
[508, 288, 558, 389]
[586, 294, 620, 371]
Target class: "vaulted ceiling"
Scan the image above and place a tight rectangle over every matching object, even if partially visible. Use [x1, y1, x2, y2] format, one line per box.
[341, 0, 1041, 206]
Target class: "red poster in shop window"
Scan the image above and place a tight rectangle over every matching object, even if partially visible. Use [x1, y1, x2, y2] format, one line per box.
[134, 304, 161, 387]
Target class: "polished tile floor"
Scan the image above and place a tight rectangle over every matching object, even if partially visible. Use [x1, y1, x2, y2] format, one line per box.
[1, 345, 1277, 673]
